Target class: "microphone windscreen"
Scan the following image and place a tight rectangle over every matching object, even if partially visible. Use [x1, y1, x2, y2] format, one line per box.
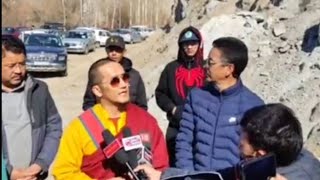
[102, 129, 116, 145]
[114, 149, 130, 165]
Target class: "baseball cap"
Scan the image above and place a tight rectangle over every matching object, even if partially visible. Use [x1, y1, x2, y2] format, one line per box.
[105, 36, 125, 49]
[179, 30, 200, 43]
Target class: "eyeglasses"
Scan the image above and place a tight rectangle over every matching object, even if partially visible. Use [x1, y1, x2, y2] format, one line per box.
[108, 73, 130, 87]
[203, 58, 230, 68]
[106, 46, 124, 53]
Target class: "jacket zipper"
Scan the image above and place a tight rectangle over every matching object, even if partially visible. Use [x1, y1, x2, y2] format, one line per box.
[210, 93, 223, 169]
[187, 60, 191, 81]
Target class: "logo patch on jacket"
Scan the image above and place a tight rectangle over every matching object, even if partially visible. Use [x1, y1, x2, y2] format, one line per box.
[175, 66, 205, 98]
[229, 117, 237, 124]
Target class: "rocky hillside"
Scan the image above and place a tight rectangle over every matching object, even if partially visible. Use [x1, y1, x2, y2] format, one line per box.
[128, 0, 320, 157]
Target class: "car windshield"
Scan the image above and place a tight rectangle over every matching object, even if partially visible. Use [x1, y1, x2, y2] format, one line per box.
[118, 29, 130, 34]
[131, 28, 141, 32]
[66, 31, 88, 39]
[25, 35, 63, 47]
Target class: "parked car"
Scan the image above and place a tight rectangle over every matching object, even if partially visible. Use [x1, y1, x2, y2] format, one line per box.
[2, 34, 17, 41]
[113, 28, 143, 44]
[130, 25, 155, 39]
[62, 29, 95, 54]
[41, 22, 65, 31]
[2, 26, 31, 38]
[19, 29, 65, 42]
[24, 33, 68, 76]
[76, 27, 111, 47]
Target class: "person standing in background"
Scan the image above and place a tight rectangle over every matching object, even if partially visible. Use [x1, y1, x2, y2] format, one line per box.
[83, 36, 147, 111]
[155, 26, 206, 166]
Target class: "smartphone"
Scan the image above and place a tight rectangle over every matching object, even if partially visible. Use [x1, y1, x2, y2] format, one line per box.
[237, 153, 276, 180]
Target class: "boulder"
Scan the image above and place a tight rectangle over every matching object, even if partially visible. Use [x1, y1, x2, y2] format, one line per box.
[273, 22, 286, 37]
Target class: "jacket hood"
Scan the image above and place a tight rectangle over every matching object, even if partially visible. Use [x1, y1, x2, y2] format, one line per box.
[120, 57, 133, 72]
[177, 26, 204, 67]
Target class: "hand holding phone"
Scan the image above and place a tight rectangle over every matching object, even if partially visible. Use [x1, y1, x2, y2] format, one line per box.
[237, 153, 276, 180]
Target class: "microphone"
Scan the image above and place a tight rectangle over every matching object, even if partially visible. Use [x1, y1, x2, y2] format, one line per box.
[102, 130, 140, 180]
[101, 130, 123, 158]
[122, 127, 149, 180]
[137, 141, 152, 166]
[123, 127, 138, 168]
[121, 128, 152, 166]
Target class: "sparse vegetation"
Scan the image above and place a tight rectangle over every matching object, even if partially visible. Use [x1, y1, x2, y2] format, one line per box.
[2, 0, 173, 29]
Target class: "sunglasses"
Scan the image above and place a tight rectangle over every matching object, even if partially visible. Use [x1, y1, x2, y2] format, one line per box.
[106, 46, 124, 53]
[109, 73, 130, 87]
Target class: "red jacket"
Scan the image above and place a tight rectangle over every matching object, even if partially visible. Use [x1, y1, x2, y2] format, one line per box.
[80, 103, 169, 179]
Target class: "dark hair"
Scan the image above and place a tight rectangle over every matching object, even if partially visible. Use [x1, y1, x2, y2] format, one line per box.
[240, 103, 303, 166]
[212, 37, 248, 78]
[88, 58, 113, 85]
[2, 36, 26, 56]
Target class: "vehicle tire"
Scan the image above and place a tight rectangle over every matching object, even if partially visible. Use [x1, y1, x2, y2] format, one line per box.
[60, 68, 68, 77]
[130, 39, 134, 44]
[83, 47, 89, 55]
[95, 42, 100, 48]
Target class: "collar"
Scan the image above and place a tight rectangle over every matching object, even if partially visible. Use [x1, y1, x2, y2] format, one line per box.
[92, 103, 127, 136]
[2, 80, 26, 93]
[207, 79, 243, 96]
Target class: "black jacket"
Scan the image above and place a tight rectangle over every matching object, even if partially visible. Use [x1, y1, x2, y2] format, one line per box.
[83, 57, 148, 110]
[155, 26, 205, 128]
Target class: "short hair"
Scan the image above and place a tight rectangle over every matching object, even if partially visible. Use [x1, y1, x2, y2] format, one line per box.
[2, 36, 26, 56]
[240, 103, 303, 166]
[88, 58, 113, 85]
[212, 37, 248, 78]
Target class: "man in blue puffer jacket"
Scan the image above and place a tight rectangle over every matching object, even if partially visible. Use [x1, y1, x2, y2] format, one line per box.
[175, 37, 264, 171]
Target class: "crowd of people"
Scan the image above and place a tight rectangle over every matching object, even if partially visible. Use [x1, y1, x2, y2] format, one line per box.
[2, 26, 320, 180]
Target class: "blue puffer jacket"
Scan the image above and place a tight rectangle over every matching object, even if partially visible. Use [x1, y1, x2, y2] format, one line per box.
[175, 80, 264, 171]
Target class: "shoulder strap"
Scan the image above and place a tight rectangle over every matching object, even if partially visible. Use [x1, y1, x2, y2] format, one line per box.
[79, 108, 105, 148]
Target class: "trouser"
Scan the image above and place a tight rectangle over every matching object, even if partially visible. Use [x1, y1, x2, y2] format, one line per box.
[166, 126, 179, 167]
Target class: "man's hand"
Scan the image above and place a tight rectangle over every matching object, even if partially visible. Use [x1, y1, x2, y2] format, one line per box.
[107, 177, 125, 180]
[11, 164, 42, 180]
[24, 164, 42, 176]
[269, 174, 287, 180]
[16, 177, 37, 180]
[10, 168, 36, 180]
[133, 164, 161, 180]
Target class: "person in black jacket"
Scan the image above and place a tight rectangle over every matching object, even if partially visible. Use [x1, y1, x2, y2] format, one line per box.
[83, 35, 147, 110]
[155, 26, 206, 166]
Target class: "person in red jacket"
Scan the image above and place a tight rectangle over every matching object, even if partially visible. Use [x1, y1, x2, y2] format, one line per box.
[53, 59, 169, 180]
